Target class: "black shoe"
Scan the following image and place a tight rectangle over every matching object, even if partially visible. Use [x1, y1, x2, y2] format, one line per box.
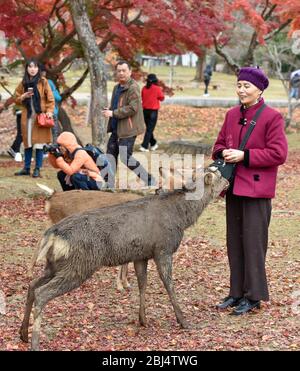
[216, 296, 242, 310]
[15, 168, 30, 176]
[32, 168, 40, 178]
[230, 298, 260, 316]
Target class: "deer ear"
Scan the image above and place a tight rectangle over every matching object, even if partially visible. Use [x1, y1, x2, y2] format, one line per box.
[204, 172, 213, 185]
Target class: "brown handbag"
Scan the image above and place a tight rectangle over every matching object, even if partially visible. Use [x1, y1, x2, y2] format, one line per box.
[37, 113, 55, 128]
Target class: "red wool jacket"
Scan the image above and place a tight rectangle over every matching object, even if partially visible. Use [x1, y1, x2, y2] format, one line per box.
[212, 98, 288, 198]
[142, 84, 165, 110]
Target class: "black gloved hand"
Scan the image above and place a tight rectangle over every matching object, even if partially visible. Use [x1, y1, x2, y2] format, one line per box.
[52, 149, 63, 159]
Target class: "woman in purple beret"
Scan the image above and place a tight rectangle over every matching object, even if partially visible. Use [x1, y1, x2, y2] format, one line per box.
[212, 67, 288, 315]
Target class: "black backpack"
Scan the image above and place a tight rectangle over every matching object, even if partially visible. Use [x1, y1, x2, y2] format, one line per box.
[72, 144, 112, 173]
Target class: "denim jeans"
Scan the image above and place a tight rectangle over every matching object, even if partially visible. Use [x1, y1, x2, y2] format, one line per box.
[141, 109, 158, 149]
[24, 147, 43, 170]
[57, 170, 100, 191]
[290, 87, 299, 99]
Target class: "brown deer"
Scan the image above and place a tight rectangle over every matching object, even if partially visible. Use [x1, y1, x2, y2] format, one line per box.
[37, 185, 143, 290]
[36, 165, 179, 290]
[21, 167, 228, 350]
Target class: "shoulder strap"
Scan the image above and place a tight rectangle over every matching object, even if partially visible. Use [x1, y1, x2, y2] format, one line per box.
[239, 103, 267, 151]
[70, 147, 85, 160]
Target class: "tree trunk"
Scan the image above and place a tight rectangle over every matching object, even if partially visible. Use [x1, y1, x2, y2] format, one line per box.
[193, 52, 206, 81]
[177, 55, 183, 66]
[58, 106, 83, 146]
[69, 0, 108, 149]
[168, 56, 175, 88]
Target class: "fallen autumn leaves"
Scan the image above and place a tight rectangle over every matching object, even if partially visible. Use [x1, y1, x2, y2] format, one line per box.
[0, 106, 299, 351]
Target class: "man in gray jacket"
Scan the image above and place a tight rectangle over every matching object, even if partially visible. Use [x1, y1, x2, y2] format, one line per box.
[102, 60, 156, 188]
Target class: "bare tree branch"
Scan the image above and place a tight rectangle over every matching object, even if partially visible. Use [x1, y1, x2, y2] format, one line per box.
[213, 36, 240, 74]
[50, 50, 83, 75]
[60, 67, 89, 101]
[0, 81, 13, 97]
[262, 4, 276, 21]
[264, 20, 292, 41]
[15, 39, 28, 60]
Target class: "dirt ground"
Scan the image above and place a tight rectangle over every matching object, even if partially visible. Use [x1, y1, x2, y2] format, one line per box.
[0, 106, 299, 351]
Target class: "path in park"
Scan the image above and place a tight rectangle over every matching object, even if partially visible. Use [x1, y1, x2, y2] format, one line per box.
[0, 92, 294, 108]
[72, 93, 292, 108]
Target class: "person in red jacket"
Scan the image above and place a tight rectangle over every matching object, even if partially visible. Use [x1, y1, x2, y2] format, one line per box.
[139, 74, 164, 152]
[213, 67, 288, 315]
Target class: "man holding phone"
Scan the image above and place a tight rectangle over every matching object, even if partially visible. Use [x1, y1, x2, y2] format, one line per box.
[102, 60, 156, 188]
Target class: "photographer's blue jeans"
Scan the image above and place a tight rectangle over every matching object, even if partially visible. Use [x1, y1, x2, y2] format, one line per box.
[24, 147, 43, 170]
[57, 171, 100, 191]
[71, 173, 100, 190]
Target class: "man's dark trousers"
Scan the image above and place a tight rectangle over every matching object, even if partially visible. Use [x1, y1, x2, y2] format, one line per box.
[106, 132, 152, 186]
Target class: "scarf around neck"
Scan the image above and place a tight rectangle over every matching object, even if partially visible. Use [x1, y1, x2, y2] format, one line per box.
[23, 74, 42, 118]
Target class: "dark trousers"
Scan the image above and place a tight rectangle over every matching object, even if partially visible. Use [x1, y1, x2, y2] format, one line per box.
[11, 113, 22, 152]
[57, 171, 99, 191]
[226, 191, 272, 301]
[106, 132, 154, 187]
[204, 79, 210, 94]
[141, 109, 158, 149]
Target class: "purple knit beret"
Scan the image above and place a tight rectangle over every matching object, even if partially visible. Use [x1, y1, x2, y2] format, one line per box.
[238, 67, 269, 91]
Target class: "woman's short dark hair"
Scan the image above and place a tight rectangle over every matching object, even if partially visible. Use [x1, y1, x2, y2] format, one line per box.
[115, 60, 131, 70]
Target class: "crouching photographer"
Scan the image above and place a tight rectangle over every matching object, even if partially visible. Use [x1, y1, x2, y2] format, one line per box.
[47, 131, 105, 191]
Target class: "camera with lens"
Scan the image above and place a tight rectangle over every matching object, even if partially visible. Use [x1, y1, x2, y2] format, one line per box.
[43, 143, 62, 156]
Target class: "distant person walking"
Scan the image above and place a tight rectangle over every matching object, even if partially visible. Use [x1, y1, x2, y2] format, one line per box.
[203, 64, 212, 97]
[102, 61, 156, 188]
[140, 74, 164, 152]
[290, 69, 300, 100]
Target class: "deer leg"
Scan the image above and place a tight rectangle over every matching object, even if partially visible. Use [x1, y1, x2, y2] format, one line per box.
[154, 253, 188, 329]
[31, 306, 43, 351]
[116, 265, 124, 291]
[121, 263, 130, 289]
[31, 275, 82, 351]
[116, 264, 130, 290]
[134, 259, 148, 326]
[20, 268, 53, 343]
